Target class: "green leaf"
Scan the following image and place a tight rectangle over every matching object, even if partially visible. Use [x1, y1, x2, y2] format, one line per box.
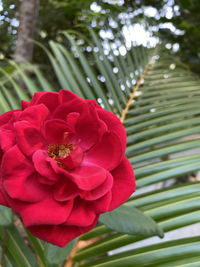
[99, 206, 164, 238]
[44, 238, 77, 266]
[0, 206, 12, 226]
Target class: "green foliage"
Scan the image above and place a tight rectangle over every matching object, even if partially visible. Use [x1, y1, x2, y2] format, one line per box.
[159, 0, 200, 73]
[1, 0, 200, 77]
[0, 29, 200, 266]
[0, 207, 12, 226]
[99, 206, 164, 238]
[44, 238, 78, 266]
[0, 225, 39, 267]
[79, 236, 200, 267]
[0, 1, 20, 58]
[0, 0, 124, 67]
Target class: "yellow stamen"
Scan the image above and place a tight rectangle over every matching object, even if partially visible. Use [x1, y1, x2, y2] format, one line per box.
[48, 143, 73, 169]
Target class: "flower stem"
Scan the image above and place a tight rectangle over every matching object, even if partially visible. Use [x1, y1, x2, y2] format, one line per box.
[120, 53, 155, 123]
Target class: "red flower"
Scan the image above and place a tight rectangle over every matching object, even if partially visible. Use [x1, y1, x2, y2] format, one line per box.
[0, 90, 135, 247]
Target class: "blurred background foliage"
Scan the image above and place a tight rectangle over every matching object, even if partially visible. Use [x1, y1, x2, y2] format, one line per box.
[0, 0, 200, 73]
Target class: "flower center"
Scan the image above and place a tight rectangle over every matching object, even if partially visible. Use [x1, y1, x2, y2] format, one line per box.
[48, 144, 73, 159]
[48, 144, 73, 169]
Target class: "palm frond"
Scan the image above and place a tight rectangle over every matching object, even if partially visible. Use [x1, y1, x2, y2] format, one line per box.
[52, 32, 200, 266]
[0, 29, 200, 267]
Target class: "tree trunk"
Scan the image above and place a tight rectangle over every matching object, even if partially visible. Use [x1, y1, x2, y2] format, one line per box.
[14, 0, 40, 63]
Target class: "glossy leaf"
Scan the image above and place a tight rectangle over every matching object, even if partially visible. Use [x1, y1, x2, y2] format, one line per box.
[44, 238, 77, 266]
[0, 206, 12, 226]
[99, 206, 164, 238]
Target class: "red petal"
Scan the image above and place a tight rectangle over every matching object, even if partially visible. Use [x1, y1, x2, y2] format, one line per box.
[59, 89, 80, 103]
[52, 98, 84, 121]
[27, 215, 99, 247]
[75, 101, 107, 151]
[33, 150, 59, 184]
[66, 112, 80, 129]
[2, 146, 48, 202]
[53, 177, 80, 201]
[0, 189, 9, 207]
[65, 198, 96, 227]
[97, 109, 127, 155]
[92, 191, 112, 213]
[84, 132, 123, 171]
[14, 121, 47, 156]
[30, 92, 59, 112]
[44, 119, 74, 144]
[81, 172, 113, 201]
[109, 157, 135, 211]
[4, 173, 48, 203]
[53, 99, 107, 151]
[20, 196, 73, 227]
[0, 110, 16, 126]
[51, 163, 107, 191]
[70, 165, 107, 190]
[30, 92, 48, 104]
[21, 100, 30, 110]
[19, 104, 49, 130]
[0, 130, 15, 152]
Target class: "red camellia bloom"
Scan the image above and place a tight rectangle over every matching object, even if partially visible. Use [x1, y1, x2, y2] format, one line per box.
[0, 90, 135, 247]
